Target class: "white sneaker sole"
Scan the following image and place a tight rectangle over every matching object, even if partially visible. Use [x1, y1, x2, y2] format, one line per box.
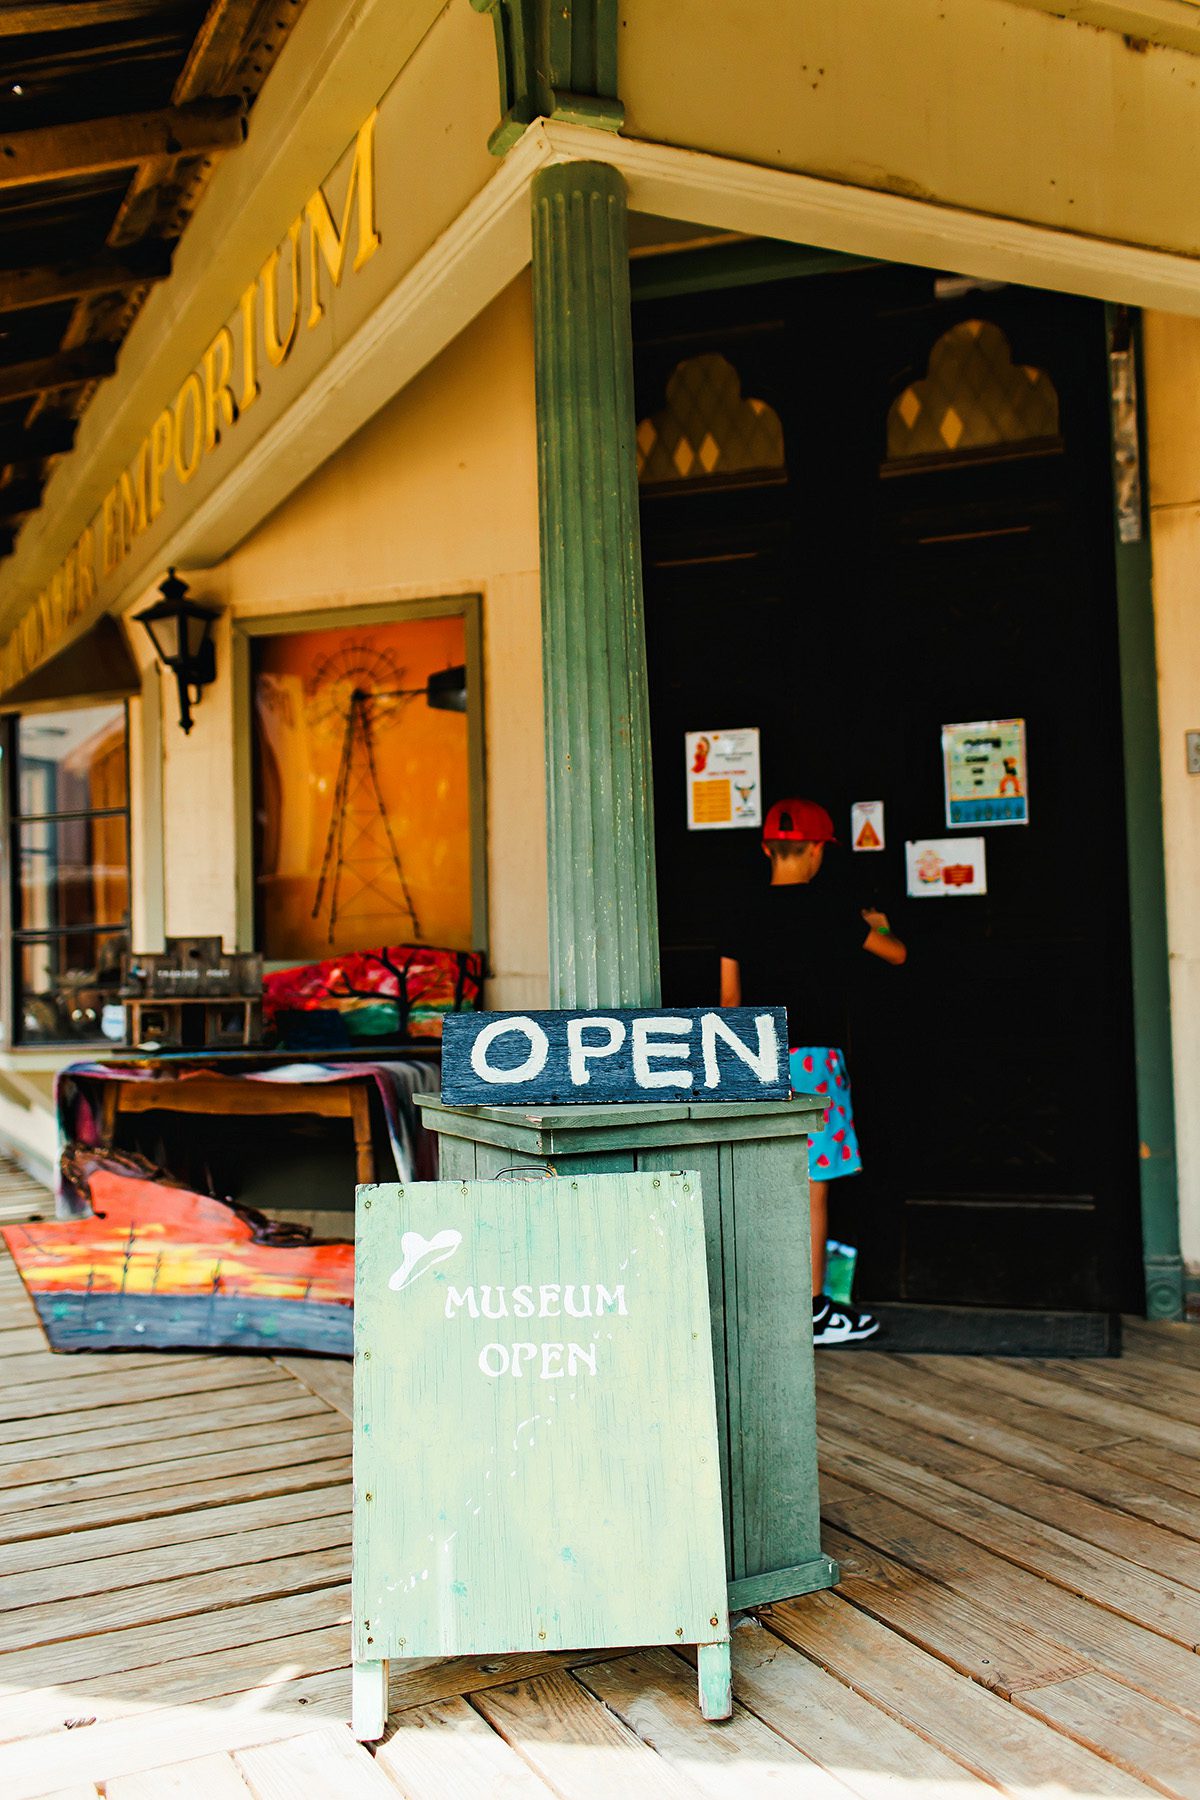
[813, 1317, 880, 1346]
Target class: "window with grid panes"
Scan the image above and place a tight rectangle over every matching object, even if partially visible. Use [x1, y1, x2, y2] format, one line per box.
[3, 703, 131, 1046]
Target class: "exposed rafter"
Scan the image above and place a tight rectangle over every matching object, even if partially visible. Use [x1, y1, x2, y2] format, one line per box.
[0, 479, 45, 522]
[0, 100, 244, 190]
[0, 3, 171, 34]
[0, 0, 308, 563]
[0, 420, 78, 466]
[0, 344, 117, 404]
[0, 246, 173, 313]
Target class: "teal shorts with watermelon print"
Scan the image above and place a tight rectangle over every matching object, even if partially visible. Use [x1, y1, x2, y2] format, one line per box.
[789, 1046, 863, 1181]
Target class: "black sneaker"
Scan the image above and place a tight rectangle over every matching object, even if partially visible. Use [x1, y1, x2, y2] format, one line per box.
[812, 1294, 880, 1346]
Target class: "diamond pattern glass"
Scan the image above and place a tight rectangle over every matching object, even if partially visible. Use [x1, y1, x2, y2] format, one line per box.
[887, 319, 1060, 462]
[637, 353, 786, 486]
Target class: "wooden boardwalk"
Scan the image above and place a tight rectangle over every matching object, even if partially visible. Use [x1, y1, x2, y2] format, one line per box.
[0, 1158, 1197, 1796]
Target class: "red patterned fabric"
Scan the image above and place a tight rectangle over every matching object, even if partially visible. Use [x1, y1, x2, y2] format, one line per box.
[263, 945, 483, 1043]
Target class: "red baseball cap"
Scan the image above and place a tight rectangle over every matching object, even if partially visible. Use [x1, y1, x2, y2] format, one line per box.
[762, 798, 838, 844]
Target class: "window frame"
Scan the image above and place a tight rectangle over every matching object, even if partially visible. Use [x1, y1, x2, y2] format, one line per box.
[0, 701, 133, 1050]
[232, 594, 487, 965]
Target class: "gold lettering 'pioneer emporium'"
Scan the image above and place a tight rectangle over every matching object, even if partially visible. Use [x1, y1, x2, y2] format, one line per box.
[0, 110, 381, 693]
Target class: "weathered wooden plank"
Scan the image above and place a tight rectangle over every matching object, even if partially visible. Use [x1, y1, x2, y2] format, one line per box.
[387, 1648, 629, 1714]
[1120, 1318, 1200, 1366]
[472, 1671, 702, 1800]
[272, 1353, 352, 1420]
[0, 1623, 351, 1748]
[0, 1533, 351, 1655]
[0, 1581, 350, 1694]
[377, 1693, 558, 1799]
[1011, 1671, 1200, 1798]
[0, 1504, 352, 1648]
[0, 1672, 352, 1800]
[0, 101, 245, 191]
[812, 1487, 1093, 1698]
[0, 1357, 285, 1424]
[0, 1388, 332, 1471]
[719, 1627, 988, 1795]
[235, 1727, 397, 1798]
[816, 1352, 1130, 1452]
[1, 1445, 350, 1547]
[766, 1592, 1158, 1795]
[820, 1427, 1200, 1645]
[1096, 1438, 1200, 1501]
[939, 1353, 1200, 1435]
[580, 1645, 858, 1800]
[0, 1350, 226, 1390]
[822, 1512, 1200, 1722]
[0, 1327, 51, 1355]
[0, 1407, 342, 1499]
[820, 1398, 1200, 1586]
[107, 1753, 254, 1799]
[0, 1470, 350, 1583]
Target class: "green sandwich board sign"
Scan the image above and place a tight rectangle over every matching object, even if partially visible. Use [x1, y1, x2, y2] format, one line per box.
[351, 1170, 732, 1738]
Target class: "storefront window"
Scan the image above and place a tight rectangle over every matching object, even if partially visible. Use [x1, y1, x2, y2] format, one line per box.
[252, 614, 473, 962]
[5, 703, 131, 1045]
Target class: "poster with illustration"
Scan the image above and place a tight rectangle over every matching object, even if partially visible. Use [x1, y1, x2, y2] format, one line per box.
[851, 800, 885, 852]
[942, 718, 1029, 827]
[905, 837, 988, 898]
[685, 728, 762, 830]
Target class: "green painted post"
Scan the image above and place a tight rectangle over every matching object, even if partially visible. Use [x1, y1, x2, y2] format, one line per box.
[531, 162, 661, 1009]
[1107, 304, 1184, 1320]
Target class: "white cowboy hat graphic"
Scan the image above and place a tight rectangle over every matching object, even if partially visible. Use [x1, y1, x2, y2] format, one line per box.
[389, 1228, 462, 1293]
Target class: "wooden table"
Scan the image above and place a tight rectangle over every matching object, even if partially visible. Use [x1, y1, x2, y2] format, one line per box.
[98, 1072, 376, 1187]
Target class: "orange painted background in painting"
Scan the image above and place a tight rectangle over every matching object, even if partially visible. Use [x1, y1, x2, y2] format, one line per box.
[254, 615, 471, 961]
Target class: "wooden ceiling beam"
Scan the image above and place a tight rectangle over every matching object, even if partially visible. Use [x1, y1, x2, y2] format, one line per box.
[0, 342, 116, 403]
[0, 4, 170, 36]
[0, 99, 244, 190]
[0, 418, 77, 464]
[0, 245, 172, 313]
[0, 478, 44, 521]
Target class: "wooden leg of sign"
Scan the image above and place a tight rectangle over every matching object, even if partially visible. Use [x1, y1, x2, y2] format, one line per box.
[697, 1639, 732, 1720]
[352, 1658, 389, 1741]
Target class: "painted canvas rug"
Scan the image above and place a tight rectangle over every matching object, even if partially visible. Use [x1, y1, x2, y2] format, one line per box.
[2, 1152, 353, 1356]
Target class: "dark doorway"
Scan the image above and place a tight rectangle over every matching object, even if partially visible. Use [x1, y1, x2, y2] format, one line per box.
[634, 262, 1142, 1316]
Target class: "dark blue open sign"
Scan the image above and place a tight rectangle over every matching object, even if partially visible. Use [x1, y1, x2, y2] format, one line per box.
[441, 1006, 790, 1106]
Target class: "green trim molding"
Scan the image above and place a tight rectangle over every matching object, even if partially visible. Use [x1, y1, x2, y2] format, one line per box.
[531, 162, 660, 1008]
[1107, 303, 1185, 1321]
[471, 0, 623, 156]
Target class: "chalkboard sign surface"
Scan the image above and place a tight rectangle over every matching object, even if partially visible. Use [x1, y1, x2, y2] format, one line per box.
[441, 1005, 789, 1106]
[352, 1171, 731, 1734]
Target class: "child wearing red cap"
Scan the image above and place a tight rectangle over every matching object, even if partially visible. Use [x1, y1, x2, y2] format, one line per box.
[720, 797, 907, 1346]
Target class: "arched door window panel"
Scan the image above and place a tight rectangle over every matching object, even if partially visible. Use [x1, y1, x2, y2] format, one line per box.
[885, 320, 1061, 469]
[637, 352, 786, 488]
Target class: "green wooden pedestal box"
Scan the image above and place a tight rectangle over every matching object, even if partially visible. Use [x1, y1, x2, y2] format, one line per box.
[416, 1094, 839, 1610]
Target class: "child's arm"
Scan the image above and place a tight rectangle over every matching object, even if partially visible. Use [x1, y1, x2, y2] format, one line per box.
[861, 908, 907, 966]
[719, 956, 742, 1006]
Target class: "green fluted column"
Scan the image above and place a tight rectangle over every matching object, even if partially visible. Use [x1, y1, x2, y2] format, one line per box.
[531, 162, 660, 1009]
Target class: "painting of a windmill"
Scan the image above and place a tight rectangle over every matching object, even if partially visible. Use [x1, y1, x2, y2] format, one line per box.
[253, 616, 471, 962]
[306, 640, 424, 943]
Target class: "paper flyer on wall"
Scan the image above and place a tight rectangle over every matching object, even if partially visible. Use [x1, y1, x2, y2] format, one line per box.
[685, 729, 762, 830]
[942, 718, 1028, 827]
[905, 837, 988, 897]
[851, 800, 885, 852]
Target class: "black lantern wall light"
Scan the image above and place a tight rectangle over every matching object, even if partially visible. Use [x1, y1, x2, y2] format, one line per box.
[135, 569, 220, 734]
